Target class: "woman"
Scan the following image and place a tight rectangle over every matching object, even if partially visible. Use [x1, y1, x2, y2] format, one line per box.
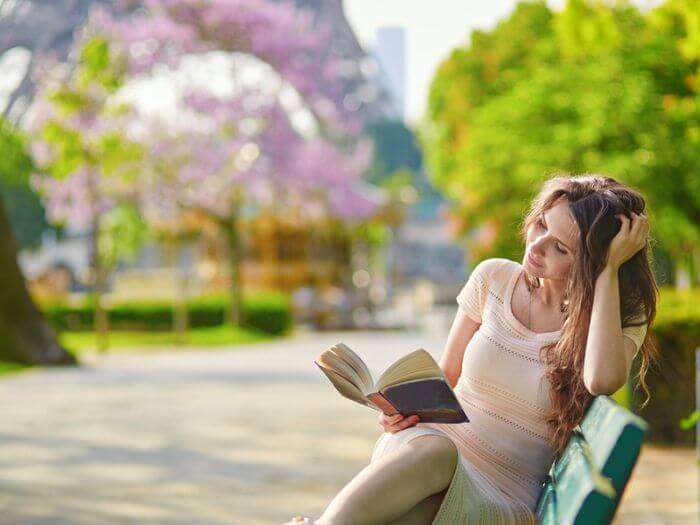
[286, 174, 658, 525]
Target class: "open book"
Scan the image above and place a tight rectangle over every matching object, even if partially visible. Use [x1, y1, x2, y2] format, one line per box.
[314, 342, 468, 424]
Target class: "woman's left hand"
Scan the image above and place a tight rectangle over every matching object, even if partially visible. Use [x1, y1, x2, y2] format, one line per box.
[606, 212, 649, 271]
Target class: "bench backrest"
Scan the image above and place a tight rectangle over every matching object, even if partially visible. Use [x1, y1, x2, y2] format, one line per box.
[535, 395, 648, 525]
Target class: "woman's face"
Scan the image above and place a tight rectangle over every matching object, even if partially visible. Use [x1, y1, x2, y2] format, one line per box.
[524, 199, 579, 281]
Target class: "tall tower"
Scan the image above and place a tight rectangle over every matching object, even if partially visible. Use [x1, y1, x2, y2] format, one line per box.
[375, 26, 406, 121]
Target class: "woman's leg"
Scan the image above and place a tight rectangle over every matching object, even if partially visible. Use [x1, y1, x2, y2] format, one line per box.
[315, 435, 458, 525]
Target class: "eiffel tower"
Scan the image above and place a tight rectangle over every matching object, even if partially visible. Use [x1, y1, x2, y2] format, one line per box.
[0, 0, 396, 123]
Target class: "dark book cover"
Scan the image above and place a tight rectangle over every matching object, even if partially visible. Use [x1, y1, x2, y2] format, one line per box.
[381, 378, 469, 424]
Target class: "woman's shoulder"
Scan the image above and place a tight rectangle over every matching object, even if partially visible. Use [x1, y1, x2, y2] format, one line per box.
[470, 257, 520, 283]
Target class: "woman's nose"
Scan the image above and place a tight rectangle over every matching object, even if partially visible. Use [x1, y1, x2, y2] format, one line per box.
[530, 238, 546, 255]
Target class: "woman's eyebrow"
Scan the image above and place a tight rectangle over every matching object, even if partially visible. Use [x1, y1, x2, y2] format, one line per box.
[541, 212, 573, 252]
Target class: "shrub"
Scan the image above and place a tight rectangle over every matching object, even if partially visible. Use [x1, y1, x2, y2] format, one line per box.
[42, 291, 293, 335]
[630, 287, 700, 445]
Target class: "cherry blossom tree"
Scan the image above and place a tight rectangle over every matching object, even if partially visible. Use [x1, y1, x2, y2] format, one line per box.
[27, 0, 383, 332]
[26, 25, 142, 351]
[103, 0, 379, 326]
[134, 86, 378, 326]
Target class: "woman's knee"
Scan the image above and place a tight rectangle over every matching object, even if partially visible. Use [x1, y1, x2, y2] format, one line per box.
[407, 435, 458, 492]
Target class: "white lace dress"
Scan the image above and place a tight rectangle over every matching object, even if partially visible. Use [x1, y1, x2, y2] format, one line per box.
[370, 258, 648, 524]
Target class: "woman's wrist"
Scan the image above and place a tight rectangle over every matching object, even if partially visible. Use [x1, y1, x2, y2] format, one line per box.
[602, 262, 620, 277]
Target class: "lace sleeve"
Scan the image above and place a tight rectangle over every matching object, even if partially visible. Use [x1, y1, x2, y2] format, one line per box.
[456, 259, 495, 324]
[622, 318, 648, 354]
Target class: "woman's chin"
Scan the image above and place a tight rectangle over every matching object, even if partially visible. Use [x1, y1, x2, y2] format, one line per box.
[524, 258, 544, 273]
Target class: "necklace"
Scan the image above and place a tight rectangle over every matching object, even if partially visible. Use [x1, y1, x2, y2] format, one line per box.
[528, 279, 532, 330]
[526, 274, 567, 331]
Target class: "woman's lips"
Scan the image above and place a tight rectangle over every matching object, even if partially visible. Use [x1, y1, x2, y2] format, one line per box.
[527, 252, 543, 268]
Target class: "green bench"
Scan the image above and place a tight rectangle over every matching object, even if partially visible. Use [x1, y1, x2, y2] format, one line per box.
[535, 395, 648, 524]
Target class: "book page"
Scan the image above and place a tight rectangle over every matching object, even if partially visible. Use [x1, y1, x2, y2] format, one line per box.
[314, 363, 377, 409]
[329, 343, 374, 394]
[375, 349, 444, 392]
[315, 350, 363, 389]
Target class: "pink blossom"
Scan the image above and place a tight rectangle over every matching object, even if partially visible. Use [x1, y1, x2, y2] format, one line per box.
[105, 0, 355, 131]
[328, 182, 386, 221]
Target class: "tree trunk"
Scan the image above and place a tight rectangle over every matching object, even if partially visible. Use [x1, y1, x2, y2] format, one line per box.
[90, 228, 109, 352]
[223, 208, 243, 328]
[0, 198, 75, 365]
[87, 171, 109, 352]
[173, 239, 189, 344]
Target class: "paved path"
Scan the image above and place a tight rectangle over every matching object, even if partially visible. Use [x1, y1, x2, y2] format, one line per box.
[0, 329, 695, 524]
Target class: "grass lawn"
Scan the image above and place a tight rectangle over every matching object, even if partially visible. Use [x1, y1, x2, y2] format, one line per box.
[60, 325, 278, 355]
[0, 326, 276, 379]
[0, 361, 33, 377]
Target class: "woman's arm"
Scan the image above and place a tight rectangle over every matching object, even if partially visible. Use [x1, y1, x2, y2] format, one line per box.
[440, 309, 481, 388]
[583, 265, 635, 395]
[583, 212, 649, 395]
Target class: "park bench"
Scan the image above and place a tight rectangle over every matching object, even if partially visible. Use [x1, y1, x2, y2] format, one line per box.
[535, 395, 648, 525]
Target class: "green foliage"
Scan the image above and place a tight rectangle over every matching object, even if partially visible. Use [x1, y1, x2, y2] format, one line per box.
[42, 291, 293, 335]
[242, 292, 294, 335]
[353, 220, 389, 249]
[38, 122, 84, 179]
[422, 0, 700, 265]
[379, 168, 413, 194]
[32, 32, 147, 269]
[679, 409, 700, 466]
[0, 119, 33, 185]
[680, 410, 700, 430]
[99, 204, 151, 269]
[0, 361, 33, 377]
[32, 31, 136, 182]
[0, 118, 49, 248]
[0, 182, 50, 249]
[629, 286, 700, 445]
[364, 119, 422, 187]
[610, 382, 630, 408]
[78, 35, 125, 91]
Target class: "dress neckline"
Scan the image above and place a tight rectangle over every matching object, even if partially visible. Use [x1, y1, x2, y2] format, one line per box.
[504, 263, 562, 340]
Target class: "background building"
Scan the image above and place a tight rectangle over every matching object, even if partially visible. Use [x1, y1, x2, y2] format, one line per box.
[374, 26, 406, 120]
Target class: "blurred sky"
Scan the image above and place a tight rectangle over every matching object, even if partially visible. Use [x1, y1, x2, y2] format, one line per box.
[345, 0, 665, 125]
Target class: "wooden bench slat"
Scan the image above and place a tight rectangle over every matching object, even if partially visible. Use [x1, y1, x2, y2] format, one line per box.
[578, 395, 648, 494]
[535, 396, 647, 525]
[550, 433, 616, 524]
[535, 478, 557, 525]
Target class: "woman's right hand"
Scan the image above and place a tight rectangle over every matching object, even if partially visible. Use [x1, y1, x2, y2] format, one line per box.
[378, 412, 420, 433]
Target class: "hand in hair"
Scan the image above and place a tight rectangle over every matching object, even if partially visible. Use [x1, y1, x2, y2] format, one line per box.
[606, 212, 649, 270]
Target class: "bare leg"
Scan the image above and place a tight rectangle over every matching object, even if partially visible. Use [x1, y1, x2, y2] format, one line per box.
[315, 435, 457, 525]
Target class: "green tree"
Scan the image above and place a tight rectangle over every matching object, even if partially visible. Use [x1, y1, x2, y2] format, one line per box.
[421, 0, 700, 280]
[0, 119, 74, 364]
[365, 119, 422, 185]
[0, 121, 49, 249]
[28, 33, 143, 352]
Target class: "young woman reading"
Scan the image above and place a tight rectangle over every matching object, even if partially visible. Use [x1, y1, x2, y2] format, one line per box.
[285, 174, 658, 525]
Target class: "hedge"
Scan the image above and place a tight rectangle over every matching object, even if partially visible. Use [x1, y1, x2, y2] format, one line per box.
[42, 292, 293, 336]
[630, 286, 700, 445]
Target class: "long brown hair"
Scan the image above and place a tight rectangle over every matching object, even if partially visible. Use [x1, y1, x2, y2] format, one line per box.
[519, 174, 659, 457]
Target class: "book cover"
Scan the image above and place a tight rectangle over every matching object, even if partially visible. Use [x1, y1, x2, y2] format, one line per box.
[315, 343, 469, 424]
[381, 378, 469, 423]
